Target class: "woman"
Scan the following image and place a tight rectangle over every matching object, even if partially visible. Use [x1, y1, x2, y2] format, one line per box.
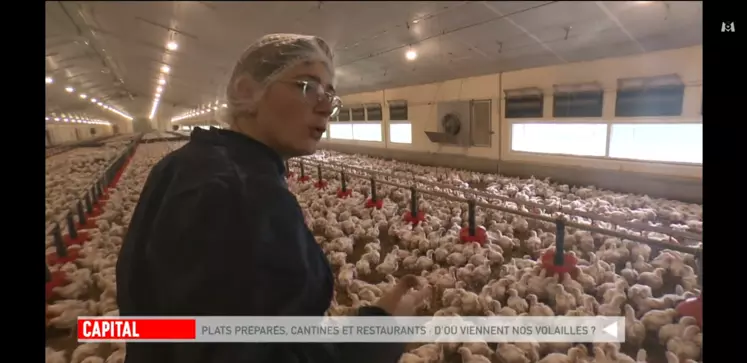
[116, 34, 428, 363]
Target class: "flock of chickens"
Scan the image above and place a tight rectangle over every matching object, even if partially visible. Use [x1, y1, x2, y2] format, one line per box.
[45, 139, 185, 363]
[305, 152, 702, 240]
[45, 139, 132, 231]
[45, 135, 702, 363]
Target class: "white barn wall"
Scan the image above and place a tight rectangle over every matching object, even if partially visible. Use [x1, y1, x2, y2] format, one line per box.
[46, 123, 114, 145]
[322, 45, 702, 181]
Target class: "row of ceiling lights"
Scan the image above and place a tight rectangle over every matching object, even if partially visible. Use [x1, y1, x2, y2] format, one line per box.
[171, 100, 227, 122]
[166, 47, 420, 125]
[45, 114, 111, 126]
[45, 76, 134, 121]
[169, 52, 418, 124]
[149, 40, 178, 120]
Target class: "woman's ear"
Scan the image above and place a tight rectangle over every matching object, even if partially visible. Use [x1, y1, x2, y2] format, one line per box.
[232, 75, 261, 116]
[233, 74, 257, 101]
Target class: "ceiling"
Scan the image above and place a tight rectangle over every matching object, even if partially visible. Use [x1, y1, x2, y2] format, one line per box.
[45, 1, 703, 124]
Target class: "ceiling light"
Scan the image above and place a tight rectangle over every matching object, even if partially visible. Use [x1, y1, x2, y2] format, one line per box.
[158, 79, 166, 85]
[97, 102, 103, 106]
[405, 50, 417, 60]
[221, 103, 227, 108]
[167, 41, 178, 51]
[80, 94, 87, 99]
[161, 65, 170, 73]
[213, 106, 218, 110]
[65, 86, 74, 93]
[634, 1, 653, 4]
[91, 98, 97, 103]
[149, 97, 161, 120]
[54, 117, 60, 121]
[46, 77, 53, 84]
[64, 118, 69, 122]
[156, 86, 163, 93]
[45, 117, 49, 121]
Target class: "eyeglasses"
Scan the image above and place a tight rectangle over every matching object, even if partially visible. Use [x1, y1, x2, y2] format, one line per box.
[282, 79, 342, 118]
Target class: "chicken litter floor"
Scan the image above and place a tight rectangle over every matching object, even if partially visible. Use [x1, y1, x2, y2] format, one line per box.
[335, 225, 676, 363]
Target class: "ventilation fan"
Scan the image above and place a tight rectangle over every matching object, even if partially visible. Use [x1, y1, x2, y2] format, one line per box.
[441, 112, 462, 135]
[428, 100, 471, 145]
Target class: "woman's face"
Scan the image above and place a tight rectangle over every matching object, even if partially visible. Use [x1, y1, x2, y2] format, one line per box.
[254, 61, 337, 157]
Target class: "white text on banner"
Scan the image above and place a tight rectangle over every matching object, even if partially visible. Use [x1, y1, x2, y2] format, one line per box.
[78, 316, 625, 343]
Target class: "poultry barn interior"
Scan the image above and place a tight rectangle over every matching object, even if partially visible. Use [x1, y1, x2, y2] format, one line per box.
[45, 1, 703, 363]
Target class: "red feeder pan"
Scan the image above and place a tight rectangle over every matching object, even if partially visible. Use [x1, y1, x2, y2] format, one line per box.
[45, 271, 69, 300]
[86, 205, 103, 218]
[337, 189, 352, 198]
[365, 198, 383, 209]
[46, 249, 80, 266]
[63, 231, 89, 247]
[297, 175, 311, 183]
[540, 249, 579, 279]
[676, 294, 702, 328]
[76, 219, 98, 230]
[314, 180, 328, 189]
[403, 211, 426, 226]
[459, 226, 488, 245]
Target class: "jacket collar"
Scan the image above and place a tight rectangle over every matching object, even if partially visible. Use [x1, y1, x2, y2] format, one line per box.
[191, 127, 286, 176]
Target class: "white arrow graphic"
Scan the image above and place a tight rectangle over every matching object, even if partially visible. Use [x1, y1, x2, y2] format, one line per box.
[603, 322, 618, 338]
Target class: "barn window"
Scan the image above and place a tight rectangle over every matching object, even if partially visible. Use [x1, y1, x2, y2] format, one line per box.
[511, 123, 607, 157]
[329, 123, 353, 139]
[615, 74, 685, 117]
[352, 123, 382, 141]
[505, 88, 543, 118]
[387, 100, 410, 143]
[608, 123, 702, 164]
[389, 123, 411, 144]
[337, 107, 351, 122]
[365, 104, 382, 120]
[553, 83, 603, 118]
[351, 107, 365, 121]
[389, 100, 408, 121]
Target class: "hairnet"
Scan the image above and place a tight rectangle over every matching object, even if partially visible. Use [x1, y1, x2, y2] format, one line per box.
[221, 33, 336, 124]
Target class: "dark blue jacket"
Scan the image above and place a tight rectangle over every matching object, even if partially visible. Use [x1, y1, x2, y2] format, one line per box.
[116, 127, 404, 363]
